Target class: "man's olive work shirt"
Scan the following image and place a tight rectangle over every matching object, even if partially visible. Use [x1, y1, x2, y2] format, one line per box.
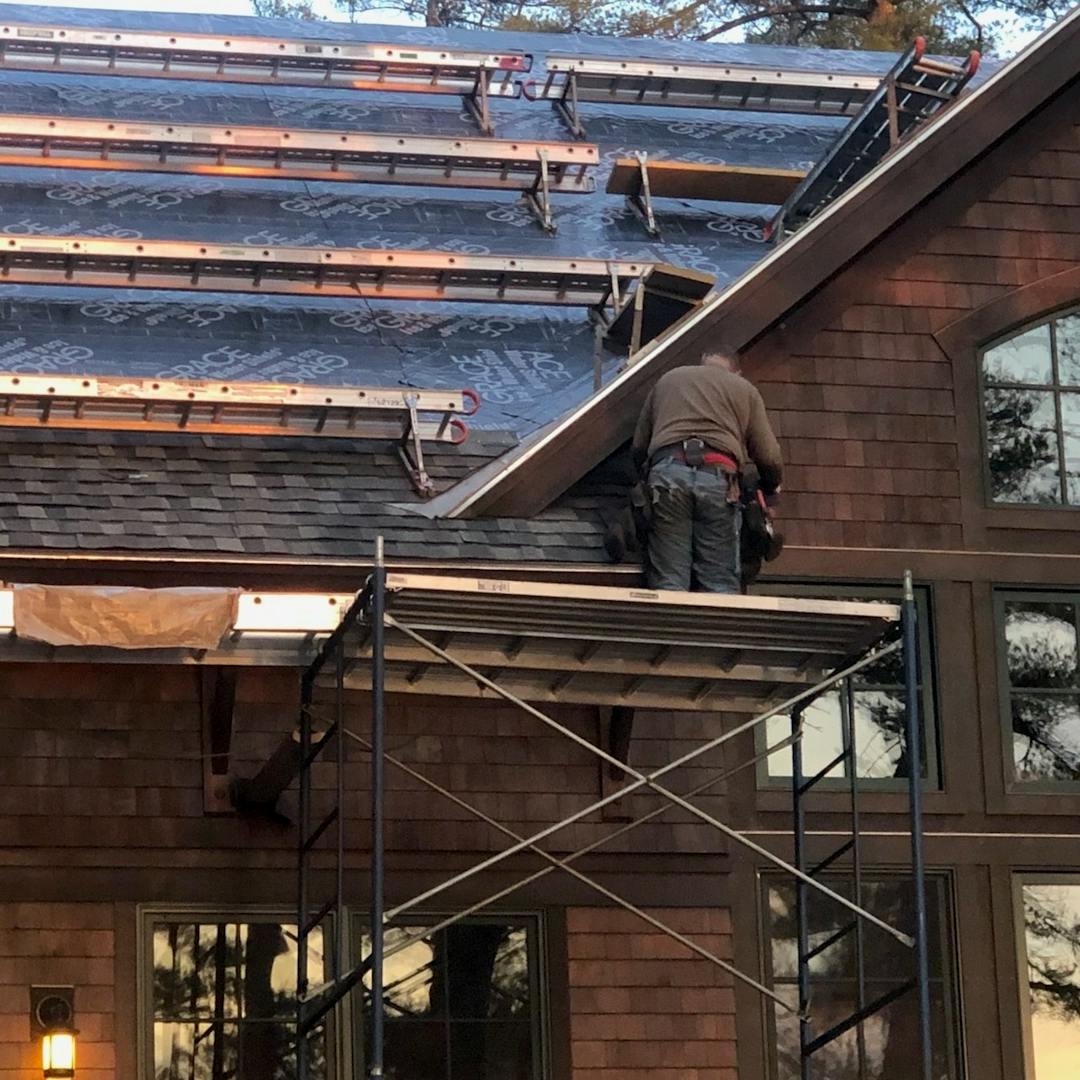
[633, 365, 784, 492]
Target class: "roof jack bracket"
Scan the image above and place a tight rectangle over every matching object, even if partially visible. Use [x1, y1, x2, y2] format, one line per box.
[625, 151, 660, 238]
[553, 71, 586, 139]
[398, 393, 435, 498]
[522, 148, 556, 233]
[464, 69, 494, 136]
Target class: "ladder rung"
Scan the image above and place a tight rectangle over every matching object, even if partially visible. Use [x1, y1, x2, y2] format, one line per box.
[809, 838, 856, 876]
[300, 894, 338, 940]
[802, 919, 857, 963]
[797, 748, 850, 795]
[301, 806, 340, 855]
[805, 978, 918, 1056]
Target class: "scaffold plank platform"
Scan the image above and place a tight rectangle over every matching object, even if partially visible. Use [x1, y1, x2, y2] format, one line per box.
[318, 572, 899, 710]
[607, 156, 805, 203]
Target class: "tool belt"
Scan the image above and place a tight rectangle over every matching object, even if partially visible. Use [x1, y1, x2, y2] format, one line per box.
[651, 438, 739, 473]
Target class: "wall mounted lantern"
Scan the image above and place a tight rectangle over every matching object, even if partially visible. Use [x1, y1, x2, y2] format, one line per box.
[30, 986, 76, 1079]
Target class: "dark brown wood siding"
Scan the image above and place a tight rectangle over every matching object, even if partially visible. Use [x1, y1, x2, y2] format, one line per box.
[744, 85, 1080, 551]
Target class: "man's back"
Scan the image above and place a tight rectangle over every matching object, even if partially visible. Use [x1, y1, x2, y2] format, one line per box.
[633, 364, 783, 490]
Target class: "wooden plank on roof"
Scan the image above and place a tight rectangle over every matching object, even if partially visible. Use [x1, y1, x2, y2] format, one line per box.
[606, 158, 807, 205]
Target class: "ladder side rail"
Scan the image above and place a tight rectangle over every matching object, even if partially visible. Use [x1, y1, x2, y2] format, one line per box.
[773, 40, 974, 236]
[0, 238, 646, 306]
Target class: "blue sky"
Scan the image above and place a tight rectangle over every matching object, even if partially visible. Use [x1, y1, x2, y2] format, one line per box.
[0, 0, 1050, 52]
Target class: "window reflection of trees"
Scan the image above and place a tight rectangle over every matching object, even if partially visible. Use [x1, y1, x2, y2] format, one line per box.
[152, 920, 325, 1080]
[361, 921, 537, 1080]
[1021, 882, 1080, 1079]
[1003, 599, 1080, 783]
[982, 312, 1080, 505]
[766, 876, 958, 1080]
[763, 589, 934, 786]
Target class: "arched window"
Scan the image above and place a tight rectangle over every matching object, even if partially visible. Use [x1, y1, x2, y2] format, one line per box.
[981, 307, 1080, 505]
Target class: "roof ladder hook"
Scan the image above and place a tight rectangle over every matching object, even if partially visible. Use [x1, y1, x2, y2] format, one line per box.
[523, 148, 556, 233]
[398, 392, 436, 498]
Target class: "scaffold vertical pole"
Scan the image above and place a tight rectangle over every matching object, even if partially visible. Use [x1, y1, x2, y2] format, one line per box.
[297, 676, 313, 1080]
[903, 570, 933, 1080]
[790, 704, 812, 1080]
[370, 536, 387, 1078]
[840, 678, 869, 1080]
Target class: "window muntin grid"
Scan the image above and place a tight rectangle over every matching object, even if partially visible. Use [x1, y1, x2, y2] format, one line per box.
[981, 309, 1080, 505]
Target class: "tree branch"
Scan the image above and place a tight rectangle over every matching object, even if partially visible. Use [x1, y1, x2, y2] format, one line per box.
[696, 2, 875, 41]
[954, 0, 986, 50]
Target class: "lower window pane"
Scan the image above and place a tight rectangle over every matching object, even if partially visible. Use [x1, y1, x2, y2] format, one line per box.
[984, 387, 1061, 503]
[773, 982, 955, 1080]
[154, 1021, 324, 1080]
[152, 919, 324, 1080]
[1011, 694, 1080, 782]
[382, 1021, 448, 1080]
[450, 1022, 534, 1078]
[1021, 882, 1080, 1079]
[1061, 392, 1080, 504]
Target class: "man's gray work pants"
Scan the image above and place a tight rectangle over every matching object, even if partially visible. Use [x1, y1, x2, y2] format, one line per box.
[645, 457, 741, 593]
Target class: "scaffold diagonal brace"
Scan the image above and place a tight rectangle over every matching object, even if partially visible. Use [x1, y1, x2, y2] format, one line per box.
[342, 727, 798, 1014]
[381, 612, 911, 946]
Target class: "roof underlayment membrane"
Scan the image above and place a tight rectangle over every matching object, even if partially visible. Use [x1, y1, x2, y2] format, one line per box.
[0, 4, 910, 435]
[0, 4, 990, 560]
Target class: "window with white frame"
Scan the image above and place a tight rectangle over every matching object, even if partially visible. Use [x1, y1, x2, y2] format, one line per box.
[981, 309, 1080, 505]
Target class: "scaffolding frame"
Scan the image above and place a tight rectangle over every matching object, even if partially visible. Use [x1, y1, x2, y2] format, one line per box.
[291, 552, 932, 1080]
[0, 114, 598, 233]
[0, 22, 531, 134]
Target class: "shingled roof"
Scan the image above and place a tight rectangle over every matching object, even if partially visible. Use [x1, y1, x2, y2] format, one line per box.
[0, 427, 622, 562]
